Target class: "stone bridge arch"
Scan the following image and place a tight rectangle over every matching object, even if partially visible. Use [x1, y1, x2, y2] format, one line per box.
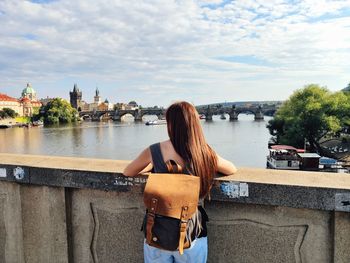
[197, 105, 264, 121]
[140, 109, 165, 120]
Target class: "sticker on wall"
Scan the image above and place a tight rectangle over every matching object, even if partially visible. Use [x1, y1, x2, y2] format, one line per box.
[239, 183, 249, 197]
[0, 168, 6, 178]
[220, 182, 249, 198]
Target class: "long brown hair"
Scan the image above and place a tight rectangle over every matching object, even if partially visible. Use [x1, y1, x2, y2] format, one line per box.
[166, 101, 218, 198]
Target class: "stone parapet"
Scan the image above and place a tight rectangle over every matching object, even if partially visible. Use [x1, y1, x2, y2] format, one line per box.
[0, 153, 349, 262]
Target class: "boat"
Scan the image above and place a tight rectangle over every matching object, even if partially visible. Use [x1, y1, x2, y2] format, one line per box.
[319, 157, 348, 173]
[0, 124, 12, 129]
[266, 145, 346, 172]
[266, 145, 301, 170]
[32, 120, 43, 127]
[199, 114, 206, 120]
[145, 119, 167, 126]
[220, 114, 226, 120]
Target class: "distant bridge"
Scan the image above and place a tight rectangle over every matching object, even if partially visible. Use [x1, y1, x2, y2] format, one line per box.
[79, 104, 277, 121]
[197, 103, 278, 120]
[79, 108, 165, 121]
[197, 105, 266, 121]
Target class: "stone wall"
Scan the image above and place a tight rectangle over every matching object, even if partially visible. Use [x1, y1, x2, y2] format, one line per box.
[0, 153, 350, 263]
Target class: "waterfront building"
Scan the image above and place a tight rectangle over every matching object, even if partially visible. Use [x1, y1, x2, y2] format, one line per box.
[88, 88, 113, 111]
[98, 99, 114, 111]
[20, 83, 41, 116]
[94, 87, 101, 105]
[22, 83, 37, 101]
[125, 101, 139, 110]
[69, 84, 83, 110]
[0, 93, 22, 115]
[69, 86, 114, 112]
[0, 83, 41, 117]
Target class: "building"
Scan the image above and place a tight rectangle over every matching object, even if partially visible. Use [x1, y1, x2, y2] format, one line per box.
[0, 93, 22, 115]
[125, 101, 139, 110]
[70, 86, 114, 112]
[20, 83, 41, 116]
[0, 83, 42, 117]
[22, 83, 38, 101]
[70, 84, 82, 110]
[98, 99, 114, 111]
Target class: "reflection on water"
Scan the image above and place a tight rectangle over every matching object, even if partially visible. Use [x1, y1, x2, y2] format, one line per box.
[0, 114, 272, 168]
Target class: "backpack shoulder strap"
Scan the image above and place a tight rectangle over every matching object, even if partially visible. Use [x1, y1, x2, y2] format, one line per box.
[165, 159, 183, 173]
[149, 143, 168, 173]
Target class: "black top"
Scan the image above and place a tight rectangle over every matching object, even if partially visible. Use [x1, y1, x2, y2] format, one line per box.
[149, 142, 208, 239]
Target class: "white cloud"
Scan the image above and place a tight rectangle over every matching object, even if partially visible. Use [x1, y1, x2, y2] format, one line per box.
[0, 0, 350, 106]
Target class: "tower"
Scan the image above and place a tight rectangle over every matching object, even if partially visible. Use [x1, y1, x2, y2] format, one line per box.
[70, 83, 82, 110]
[94, 87, 101, 105]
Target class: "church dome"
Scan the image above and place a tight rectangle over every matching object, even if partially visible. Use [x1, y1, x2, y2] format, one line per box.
[128, 101, 138, 106]
[22, 83, 36, 97]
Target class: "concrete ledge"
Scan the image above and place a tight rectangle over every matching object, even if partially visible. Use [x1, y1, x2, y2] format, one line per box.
[1, 153, 350, 262]
[1, 153, 350, 212]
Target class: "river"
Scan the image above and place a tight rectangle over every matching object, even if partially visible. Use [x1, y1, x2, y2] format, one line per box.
[0, 114, 272, 168]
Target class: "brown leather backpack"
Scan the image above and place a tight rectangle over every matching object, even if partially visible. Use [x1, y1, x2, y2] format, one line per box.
[143, 160, 200, 254]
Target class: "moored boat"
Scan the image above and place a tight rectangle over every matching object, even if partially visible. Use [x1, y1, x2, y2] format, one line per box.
[266, 145, 301, 170]
[0, 124, 12, 129]
[32, 120, 43, 126]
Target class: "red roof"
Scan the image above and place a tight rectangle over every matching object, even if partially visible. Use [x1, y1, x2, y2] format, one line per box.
[270, 145, 297, 151]
[0, 93, 18, 102]
[21, 97, 31, 103]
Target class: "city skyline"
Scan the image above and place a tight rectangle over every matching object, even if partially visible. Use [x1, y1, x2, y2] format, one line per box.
[1, 0, 350, 106]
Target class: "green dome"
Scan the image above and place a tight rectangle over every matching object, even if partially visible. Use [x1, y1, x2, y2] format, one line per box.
[22, 83, 36, 96]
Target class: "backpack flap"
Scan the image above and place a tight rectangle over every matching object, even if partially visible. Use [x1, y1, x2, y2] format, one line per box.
[144, 173, 200, 219]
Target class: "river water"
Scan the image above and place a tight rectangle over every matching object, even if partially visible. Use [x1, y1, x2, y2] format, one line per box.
[0, 114, 272, 168]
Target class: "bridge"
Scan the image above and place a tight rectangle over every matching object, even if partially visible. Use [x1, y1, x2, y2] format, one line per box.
[197, 105, 268, 121]
[79, 108, 165, 121]
[0, 153, 349, 262]
[79, 104, 277, 121]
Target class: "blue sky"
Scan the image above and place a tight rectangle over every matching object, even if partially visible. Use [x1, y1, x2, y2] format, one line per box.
[1, 0, 350, 107]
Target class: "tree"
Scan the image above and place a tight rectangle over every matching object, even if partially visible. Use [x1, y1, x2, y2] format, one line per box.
[267, 84, 350, 153]
[37, 98, 78, 124]
[0, 108, 17, 119]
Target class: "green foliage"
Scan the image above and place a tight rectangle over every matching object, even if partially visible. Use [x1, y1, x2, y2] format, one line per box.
[15, 116, 31, 124]
[267, 84, 350, 152]
[37, 98, 78, 125]
[0, 108, 18, 119]
[32, 107, 40, 115]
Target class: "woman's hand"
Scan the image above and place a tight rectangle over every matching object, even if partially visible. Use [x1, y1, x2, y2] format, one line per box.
[216, 154, 237, 175]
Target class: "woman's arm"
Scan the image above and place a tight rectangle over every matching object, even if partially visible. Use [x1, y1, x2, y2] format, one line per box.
[123, 147, 153, 177]
[216, 154, 237, 175]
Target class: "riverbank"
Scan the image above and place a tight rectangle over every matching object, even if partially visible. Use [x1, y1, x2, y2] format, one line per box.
[0, 117, 31, 125]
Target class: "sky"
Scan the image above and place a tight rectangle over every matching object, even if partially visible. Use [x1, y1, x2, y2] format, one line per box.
[1, 0, 350, 107]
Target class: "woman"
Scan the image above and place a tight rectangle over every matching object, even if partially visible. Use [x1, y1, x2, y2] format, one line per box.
[123, 101, 237, 263]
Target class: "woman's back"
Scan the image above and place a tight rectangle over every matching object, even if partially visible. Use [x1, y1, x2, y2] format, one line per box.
[151, 140, 186, 172]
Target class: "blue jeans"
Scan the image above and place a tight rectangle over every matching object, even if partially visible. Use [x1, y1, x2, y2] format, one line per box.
[144, 237, 208, 263]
